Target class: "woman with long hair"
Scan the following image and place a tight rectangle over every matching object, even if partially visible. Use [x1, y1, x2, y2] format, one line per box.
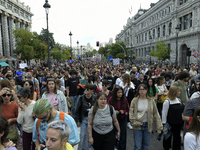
[162, 86, 183, 150]
[147, 78, 159, 105]
[88, 92, 120, 150]
[107, 86, 129, 150]
[24, 80, 37, 101]
[42, 78, 68, 112]
[1, 79, 17, 103]
[9, 78, 21, 92]
[129, 84, 163, 150]
[184, 105, 200, 149]
[0, 116, 17, 150]
[155, 76, 169, 116]
[0, 87, 18, 144]
[190, 80, 200, 100]
[16, 87, 36, 150]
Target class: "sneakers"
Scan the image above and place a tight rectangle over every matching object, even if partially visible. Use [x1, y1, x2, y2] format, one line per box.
[127, 122, 133, 129]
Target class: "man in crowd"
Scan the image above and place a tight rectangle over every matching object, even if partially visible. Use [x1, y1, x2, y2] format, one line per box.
[32, 99, 80, 149]
[27, 71, 40, 98]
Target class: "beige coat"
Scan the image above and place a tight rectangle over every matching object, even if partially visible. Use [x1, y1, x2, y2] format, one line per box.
[129, 96, 163, 133]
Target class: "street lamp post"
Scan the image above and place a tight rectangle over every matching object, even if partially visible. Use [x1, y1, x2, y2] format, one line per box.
[77, 41, 79, 59]
[115, 43, 126, 64]
[175, 25, 180, 66]
[43, 0, 51, 70]
[69, 31, 73, 59]
[149, 35, 152, 65]
[80, 45, 82, 60]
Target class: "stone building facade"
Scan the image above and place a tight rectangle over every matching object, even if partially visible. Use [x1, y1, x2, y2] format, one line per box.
[0, 0, 33, 65]
[116, 0, 200, 67]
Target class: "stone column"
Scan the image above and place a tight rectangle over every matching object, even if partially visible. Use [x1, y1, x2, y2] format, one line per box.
[2, 12, 10, 56]
[0, 10, 3, 56]
[16, 18, 21, 30]
[9, 16, 15, 56]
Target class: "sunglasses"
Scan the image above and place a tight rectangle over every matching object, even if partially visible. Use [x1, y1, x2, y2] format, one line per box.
[102, 84, 108, 86]
[2, 94, 12, 97]
[35, 111, 49, 120]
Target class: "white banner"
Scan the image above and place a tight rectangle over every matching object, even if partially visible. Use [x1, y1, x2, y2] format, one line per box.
[113, 58, 120, 65]
[19, 63, 27, 69]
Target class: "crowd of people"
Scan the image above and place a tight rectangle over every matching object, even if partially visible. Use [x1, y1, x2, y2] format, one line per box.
[0, 61, 200, 150]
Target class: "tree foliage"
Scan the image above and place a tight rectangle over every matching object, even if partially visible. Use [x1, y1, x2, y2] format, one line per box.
[38, 28, 55, 49]
[14, 29, 47, 63]
[109, 41, 128, 59]
[149, 40, 170, 61]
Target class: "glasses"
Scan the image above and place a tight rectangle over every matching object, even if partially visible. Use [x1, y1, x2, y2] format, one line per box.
[35, 111, 49, 120]
[2, 94, 11, 97]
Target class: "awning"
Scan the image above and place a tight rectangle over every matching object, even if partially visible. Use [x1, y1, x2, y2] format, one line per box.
[0, 62, 9, 66]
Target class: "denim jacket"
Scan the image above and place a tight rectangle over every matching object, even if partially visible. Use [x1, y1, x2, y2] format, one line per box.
[129, 96, 163, 133]
[42, 90, 68, 112]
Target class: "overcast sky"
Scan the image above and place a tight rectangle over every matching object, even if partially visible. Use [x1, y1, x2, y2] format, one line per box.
[21, 0, 158, 49]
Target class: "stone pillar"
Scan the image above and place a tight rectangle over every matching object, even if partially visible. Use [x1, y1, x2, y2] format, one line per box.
[16, 18, 21, 30]
[143, 48, 146, 57]
[166, 22, 169, 36]
[9, 16, 15, 56]
[155, 27, 158, 39]
[0, 11, 3, 56]
[2, 12, 9, 56]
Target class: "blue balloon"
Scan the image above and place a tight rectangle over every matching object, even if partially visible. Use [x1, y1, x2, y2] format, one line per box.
[69, 60, 72, 63]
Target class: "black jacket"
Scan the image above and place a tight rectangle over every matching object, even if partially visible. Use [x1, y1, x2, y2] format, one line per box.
[75, 94, 96, 123]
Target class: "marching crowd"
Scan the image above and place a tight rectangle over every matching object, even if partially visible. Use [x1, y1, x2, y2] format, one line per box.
[0, 60, 200, 150]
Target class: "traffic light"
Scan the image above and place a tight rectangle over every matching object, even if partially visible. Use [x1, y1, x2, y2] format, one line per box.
[70, 55, 72, 60]
[96, 41, 99, 47]
[124, 55, 126, 59]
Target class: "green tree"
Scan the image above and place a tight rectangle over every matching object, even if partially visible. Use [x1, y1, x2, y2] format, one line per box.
[51, 48, 62, 62]
[98, 45, 110, 57]
[149, 40, 170, 61]
[109, 41, 128, 59]
[38, 28, 55, 49]
[14, 29, 36, 63]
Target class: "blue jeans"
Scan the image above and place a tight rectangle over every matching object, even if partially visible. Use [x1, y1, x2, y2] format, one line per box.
[133, 122, 151, 150]
[80, 117, 92, 150]
[70, 95, 80, 118]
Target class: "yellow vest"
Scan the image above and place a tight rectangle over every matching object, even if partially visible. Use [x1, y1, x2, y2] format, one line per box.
[46, 142, 74, 150]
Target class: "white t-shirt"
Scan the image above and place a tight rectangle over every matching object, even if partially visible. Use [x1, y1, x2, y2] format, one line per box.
[155, 84, 167, 93]
[190, 91, 200, 100]
[184, 132, 200, 150]
[115, 77, 123, 86]
[119, 81, 135, 97]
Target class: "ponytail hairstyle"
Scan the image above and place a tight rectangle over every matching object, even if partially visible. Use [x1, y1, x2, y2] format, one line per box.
[92, 92, 107, 121]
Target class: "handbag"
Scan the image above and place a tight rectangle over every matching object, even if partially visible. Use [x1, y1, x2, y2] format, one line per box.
[137, 102, 148, 122]
[160, 95, 168, 103]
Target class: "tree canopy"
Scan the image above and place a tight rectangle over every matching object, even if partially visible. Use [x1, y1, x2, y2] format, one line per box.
[149, 40, 170, 61]
[38, 28, 55, 49]
[14, 29, 47, 63]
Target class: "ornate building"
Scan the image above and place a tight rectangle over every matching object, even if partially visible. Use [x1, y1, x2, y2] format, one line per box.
[0, 0, 33, 65]
[116, 0, 200, 67]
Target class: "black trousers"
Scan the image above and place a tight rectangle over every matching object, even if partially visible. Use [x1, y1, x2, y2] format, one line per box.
[163, 123, 182, 150]
[92, 128, 115, 150]
[157, 103, 163, 117]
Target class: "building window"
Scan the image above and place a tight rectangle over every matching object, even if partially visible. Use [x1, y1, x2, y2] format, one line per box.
[169, 22, 172, 35]
[179, 17, 182, 31]
[153, 29, 155, 39]
[149, 31, 151, 39]
[169, 7, 170, 13]
[190, 13, 192, 27]
[163, 25, 165, 37]
[158, 27, 160, 38]
[145, 33, 147, 41]
[184, 14, 189, 30]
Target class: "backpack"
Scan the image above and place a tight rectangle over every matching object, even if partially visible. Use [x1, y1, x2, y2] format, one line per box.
[36, 111, 65, 142]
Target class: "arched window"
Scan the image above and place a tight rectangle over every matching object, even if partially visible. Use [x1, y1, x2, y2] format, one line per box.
[163, 25, 166, 36]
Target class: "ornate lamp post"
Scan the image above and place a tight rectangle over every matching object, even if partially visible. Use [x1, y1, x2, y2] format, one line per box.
[69, 31, 73, 59]
[43, 0, 51, 70]
[175, 25, 180, 66]
[80, 45, 82, 59]
[149, 35, 152, 65]
[77, 41, 79, 58]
